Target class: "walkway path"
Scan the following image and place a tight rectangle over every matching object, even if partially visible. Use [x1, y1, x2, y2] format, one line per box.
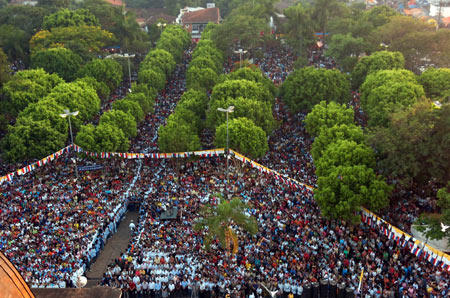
[85, 211, 139, 288]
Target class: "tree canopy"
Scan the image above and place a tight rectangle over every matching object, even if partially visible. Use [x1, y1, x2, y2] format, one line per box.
[281, 67, 350, 113]
[42, 8, 99, 30]
[75, 123, 129, 153]
[31, 48, 83, 82]
[158, 117, 201, 153]
[214, 117, 269, 159]
[77, 58, 123, 93]
[305, 101, 355, 138]
[419, 68, 450, 102]
[210, 79, 273, 104]
[99, 109, 137, 138]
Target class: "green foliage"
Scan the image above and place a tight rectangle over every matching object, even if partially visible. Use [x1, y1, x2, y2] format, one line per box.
[100, 109, 137, 138]
[156, 25, 190, 62]
[311, 124, 365, 161]
[0, 24, 31, 62]
[31, 48, 82, 82]
[215, 117, 268, 159]
[171, 107, 202, 134]
[363, 5, 399, 28]
[76, 123, 129, 152]
[282, 2, 315, 53]
[438, 183, 450, 228]
[194, 197, 258, 250]
[191, 45, 223, 70]
[75, 76, 110, 101]
[419, 68, 450, 102]
[131, 83, 157, 100]
[177, 89, 209, 119]
[186, 66, 219, 91]
[1, 69, 63, 116]
[315, 140, 376, 177]
[124, 92, 154, 115]
[360, 69, 424, 127]
[1, 117, 66, 162]
[140, 49, 176, 77]
[281, 67, 350, 113]
[38, 0, 70, 8]
[48, 81, 100, 128]
[211, 79, 273, 104]
[158, 117, 201, 153]
[77, 58, 123, 93]
[305, 101, 355, 138]
[326, 33, 367, 73]
[0, 5, 49, 36]
[351, 51, 405, 89]
[18, 99, 68, 135]
[208, 96, 276, 134]
[30, 26, 115, 61]
[138, 68, 166, 91]
[189, 56, 220, 74]
[315, 164, 391, 223]
[0, 48, 10, 88]
[223, 67, 275, 95]
[42, 8, 99, 30]
[112, 99, 144, 124]
[368, 101, 450, 185]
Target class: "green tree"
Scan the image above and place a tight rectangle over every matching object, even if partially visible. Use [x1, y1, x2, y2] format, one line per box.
[18, 98, 68, 135]
[367, 101, 446, 185]
[223, 66, 275, 95]
[156, 30, 185, 63]
[326, 33, 367, 73]
[1, 117, 66, 162]
[281, 67, 350, 113]
[100, 109, 137, 138]
[158, 117, 201, 153]
[124, 92, 154, 115]
[0, 48, 11, 88]
[30, 26, 115, 61]
[315, 140, 376, 177]
[75, 123, 129, 152]
[189, 56, 221, 74]
[360, 69, 424, 127]
[1, 69, 63, 116]
[282, 2, 315, 54]
[351, 51, 405, 90]
[208, 96, 276, 134]
[42, 9, 99, 30]
[112, 99, 144, 124]
[0, 5, 49, 36]
[177, 89, 209, 119]
[194, 197, 258, 251]
[186, 66, 219, 91]
[363, 5, 399, 28]
[138, 68, 166, 91]
[38, 0, 70, 8]
[191, 45, 223, 70]
[140, 48, 176, 77]
[419, 68, 450, 102]
[312, 0, 348, 33]
[170, 107, 202, 134]
[0, 24, 30, 62]
[311, 124, 365, 161]
[75, 76, 110, 101]
[48, 81, 100, 128]
[315, 164, 391, 223]
[211, 79, 273, 104]
[305, 101, 355, 138]
[131, 82, 158, 100]
[77, 58, 123, 93]
[31, 48, 82, 81]
[214, 117, 268, 159]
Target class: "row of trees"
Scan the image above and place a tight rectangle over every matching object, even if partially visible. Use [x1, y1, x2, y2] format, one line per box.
[0, 0, 148, 65]
[75, 25, 191, 153]
[305, 101, 391, 223]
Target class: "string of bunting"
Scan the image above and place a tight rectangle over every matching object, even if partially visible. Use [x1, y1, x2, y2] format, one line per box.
[361, 208, 450, 271]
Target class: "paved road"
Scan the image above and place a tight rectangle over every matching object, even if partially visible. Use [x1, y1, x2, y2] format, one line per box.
[85, 211, 139, 287]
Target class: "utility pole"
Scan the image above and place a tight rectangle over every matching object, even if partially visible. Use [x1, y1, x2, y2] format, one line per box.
[437, 0, 443, 29]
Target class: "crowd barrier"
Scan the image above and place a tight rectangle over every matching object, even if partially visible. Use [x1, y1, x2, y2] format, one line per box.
[1, 145, 449, 271]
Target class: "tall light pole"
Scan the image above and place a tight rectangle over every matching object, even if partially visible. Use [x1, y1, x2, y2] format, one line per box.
[157, 22, 166, 34]
[233, 49, 247, 68]
[60, 109, 79, 180]
[217, 106, 234, 198]
[105, 53, 136, 89]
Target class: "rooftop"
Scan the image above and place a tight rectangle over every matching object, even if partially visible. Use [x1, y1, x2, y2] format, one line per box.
[181, 7, 220, 24]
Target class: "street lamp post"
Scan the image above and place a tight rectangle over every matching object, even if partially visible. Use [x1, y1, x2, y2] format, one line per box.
[157, 22, 167, 34]
[105, 53, 136, 89]
[217, 106, 234, 198]
[233, 49, 248, 68]
[60, 109, 79, 180]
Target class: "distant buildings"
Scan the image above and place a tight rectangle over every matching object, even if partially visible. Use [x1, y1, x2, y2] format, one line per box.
[177, 3, 221, 41]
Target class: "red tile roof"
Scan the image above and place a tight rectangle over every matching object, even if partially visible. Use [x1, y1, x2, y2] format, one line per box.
[182, 7, 220, 24]
[104, 0, 123, 7]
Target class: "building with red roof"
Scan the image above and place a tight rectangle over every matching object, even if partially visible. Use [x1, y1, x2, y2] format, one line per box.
[180, 5, 221, 40]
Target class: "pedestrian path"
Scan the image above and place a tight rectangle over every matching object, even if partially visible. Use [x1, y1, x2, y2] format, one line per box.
[85, 211, 139, 288]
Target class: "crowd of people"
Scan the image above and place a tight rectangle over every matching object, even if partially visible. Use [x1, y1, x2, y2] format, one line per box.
[0, 39, 448, 298]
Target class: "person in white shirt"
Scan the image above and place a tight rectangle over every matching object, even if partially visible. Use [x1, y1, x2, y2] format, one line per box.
[129, 220, 135, 232]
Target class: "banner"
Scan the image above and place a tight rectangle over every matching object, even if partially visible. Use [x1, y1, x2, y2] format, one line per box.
[78, 164, 104, 171]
